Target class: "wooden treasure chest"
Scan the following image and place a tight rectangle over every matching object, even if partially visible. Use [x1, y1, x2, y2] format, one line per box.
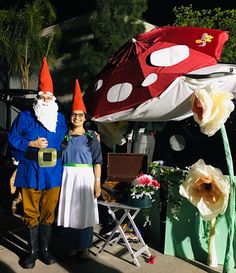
[101, 153, 148, 203]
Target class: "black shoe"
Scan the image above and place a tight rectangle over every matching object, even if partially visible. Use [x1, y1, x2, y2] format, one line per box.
[77, 249, 90, 260]
[38, 250, 56, 265]
[20, 253, 37, 269]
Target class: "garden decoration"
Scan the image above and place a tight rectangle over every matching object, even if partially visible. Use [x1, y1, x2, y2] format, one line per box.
[180, 85, 235, 272]
[149, 161, 188, 221]
[179, 159, 230, 221]
[129, 173, 160, 226]
[130, 173, 160, 200]
[179, 159, 230, 267]
[84, 26, 229, 123]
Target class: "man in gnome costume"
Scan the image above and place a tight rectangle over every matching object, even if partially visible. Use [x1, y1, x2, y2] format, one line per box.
[57, 79, 102, 260]
[8, 57, 67, 269]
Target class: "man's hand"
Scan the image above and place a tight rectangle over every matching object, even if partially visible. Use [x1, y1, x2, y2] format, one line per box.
[29, 137, 48, 149]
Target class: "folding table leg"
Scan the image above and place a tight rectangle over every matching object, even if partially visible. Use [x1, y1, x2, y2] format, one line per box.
[126, 210, 152, 263]
[97, 207, 128, 254]
[97, 203, 151, 267]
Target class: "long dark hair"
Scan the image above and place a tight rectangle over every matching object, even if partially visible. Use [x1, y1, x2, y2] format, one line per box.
[83, 113, 93, 147]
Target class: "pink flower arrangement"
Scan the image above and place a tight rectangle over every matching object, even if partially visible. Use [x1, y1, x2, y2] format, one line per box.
[130, 173, 160, 199]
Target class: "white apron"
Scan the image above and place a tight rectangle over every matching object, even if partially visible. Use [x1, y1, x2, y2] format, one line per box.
[57, 165, 99, 229]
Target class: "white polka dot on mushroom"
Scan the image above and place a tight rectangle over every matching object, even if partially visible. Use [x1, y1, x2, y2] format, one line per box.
[107, 82, 133, 103]
[150, 45, 190, 67]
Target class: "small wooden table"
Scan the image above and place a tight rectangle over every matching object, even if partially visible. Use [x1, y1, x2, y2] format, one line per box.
[97, 200, 151, 267]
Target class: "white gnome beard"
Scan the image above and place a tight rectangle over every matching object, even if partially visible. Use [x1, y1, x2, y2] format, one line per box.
[33, 98, 58, 132]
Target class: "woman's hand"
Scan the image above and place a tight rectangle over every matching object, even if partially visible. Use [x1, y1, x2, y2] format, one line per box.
[94, 181, 101, 198]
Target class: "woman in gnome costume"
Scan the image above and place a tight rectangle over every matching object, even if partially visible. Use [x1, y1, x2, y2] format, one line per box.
[57, 79, 102, 259]
[8, 57, 67, 269]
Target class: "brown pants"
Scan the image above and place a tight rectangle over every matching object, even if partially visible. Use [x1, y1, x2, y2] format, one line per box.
[21, 187, 60, 227]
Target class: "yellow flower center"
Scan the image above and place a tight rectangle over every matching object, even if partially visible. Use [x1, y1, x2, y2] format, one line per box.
[194, 176, 221, 204]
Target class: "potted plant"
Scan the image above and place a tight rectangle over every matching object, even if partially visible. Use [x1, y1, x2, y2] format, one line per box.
[129, 173, 160, 208]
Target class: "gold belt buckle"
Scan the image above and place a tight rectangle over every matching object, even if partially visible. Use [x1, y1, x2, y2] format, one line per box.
[38, 148, 57, 167]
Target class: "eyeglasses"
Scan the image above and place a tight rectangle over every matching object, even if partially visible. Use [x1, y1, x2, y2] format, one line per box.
[71, 113, 85, 118]
[37, 95, 53, 101]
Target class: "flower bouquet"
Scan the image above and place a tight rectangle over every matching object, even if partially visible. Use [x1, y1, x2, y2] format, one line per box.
[129, 173, 160, 209]
[129, 173, 160, 225]
[130, 173, 160, 200]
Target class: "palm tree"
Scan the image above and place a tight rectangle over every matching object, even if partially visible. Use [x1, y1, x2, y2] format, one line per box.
[0, 0, 61, 89]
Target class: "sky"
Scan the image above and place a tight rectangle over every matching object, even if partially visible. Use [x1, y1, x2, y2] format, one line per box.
[0, 0, 235, 26]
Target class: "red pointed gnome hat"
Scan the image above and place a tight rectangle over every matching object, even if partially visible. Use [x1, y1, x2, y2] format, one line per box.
[72, 79, 86, 112]
[38, 57, 54, 95]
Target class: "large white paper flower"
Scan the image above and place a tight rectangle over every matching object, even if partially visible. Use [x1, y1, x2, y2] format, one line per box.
[179, 159, 230, 221]
[191, 85, 235, 137]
